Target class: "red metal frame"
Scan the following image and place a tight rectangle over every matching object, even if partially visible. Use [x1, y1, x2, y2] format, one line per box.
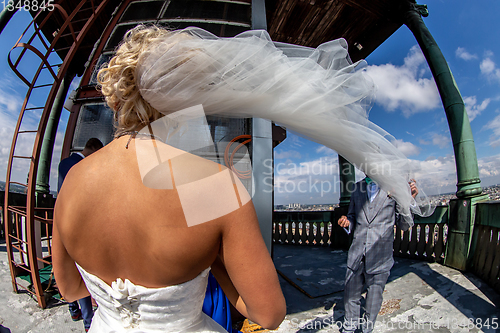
[62, 0, 131, 159]
[3, 0, 111, 308]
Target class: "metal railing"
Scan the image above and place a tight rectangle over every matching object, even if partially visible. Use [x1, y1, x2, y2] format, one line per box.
[273, 209, 350, 248]
[393, 206, 448, 263]
[470, 202, 500, 294]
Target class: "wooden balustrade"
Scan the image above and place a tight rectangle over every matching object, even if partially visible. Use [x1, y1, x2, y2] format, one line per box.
[470, 202, 500, 294]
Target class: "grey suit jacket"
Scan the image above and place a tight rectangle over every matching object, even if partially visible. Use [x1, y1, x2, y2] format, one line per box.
[346, 180, 413, 275]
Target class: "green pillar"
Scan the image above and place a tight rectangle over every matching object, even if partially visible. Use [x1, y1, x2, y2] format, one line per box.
[36, 72, 75, 196]
[0, 1, 18, 34]
[403, 1, 485, 270]
[338, 155, 355, 207]
[404, 2, 481, 198]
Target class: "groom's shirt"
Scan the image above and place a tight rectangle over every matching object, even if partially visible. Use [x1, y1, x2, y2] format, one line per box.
[367, 182, 380, 202]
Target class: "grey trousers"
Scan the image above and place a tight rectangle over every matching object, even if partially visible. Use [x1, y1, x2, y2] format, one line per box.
[343, 259, 390, 333]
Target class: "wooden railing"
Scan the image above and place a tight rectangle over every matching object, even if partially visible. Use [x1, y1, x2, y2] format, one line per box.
[470, 202, 500, 294]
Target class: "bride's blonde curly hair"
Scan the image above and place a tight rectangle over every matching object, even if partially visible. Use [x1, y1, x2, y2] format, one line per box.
[98, 25, 188, 137]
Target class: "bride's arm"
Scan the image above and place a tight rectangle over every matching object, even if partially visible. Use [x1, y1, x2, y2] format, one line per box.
[210, 255, 249, 318]
[212, 253, 267, 323]
[52, 204, 91, 302]
[217, 200, 286, 330]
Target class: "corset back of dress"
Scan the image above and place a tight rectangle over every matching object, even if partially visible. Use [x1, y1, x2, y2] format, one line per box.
[76, 264, 225, 332]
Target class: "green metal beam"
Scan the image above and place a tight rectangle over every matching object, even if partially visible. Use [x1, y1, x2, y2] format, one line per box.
[35, 72, 75, 194]
[403, 2, 482, 199]
[338, 155, 355, 207]
[403, 1, 485, 270]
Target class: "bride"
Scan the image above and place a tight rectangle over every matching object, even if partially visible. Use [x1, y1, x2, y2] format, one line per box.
[53, 24, 430, 332]
[52, 26, 287, 333]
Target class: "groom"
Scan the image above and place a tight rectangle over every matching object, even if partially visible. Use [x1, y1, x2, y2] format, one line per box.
[338, 177, 418, 333]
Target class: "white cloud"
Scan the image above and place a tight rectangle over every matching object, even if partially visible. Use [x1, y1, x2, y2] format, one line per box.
[0, 109, 35, 185]
[0, 90, 25, 182]
[391, 139, 420, 157]
[480, 53, 500, 83]
[316, 145, 335, 155]
[365, 45, 441, 117]
[410, 155, 457, 194]
[274, 156, 341, 204]
[288, 134, 304, 148]
[431, 133, 451, 149]
[419, 138, 430, 145]
[484, 113, 500, 147]
[274, 149, 302, 159]
[480, 58, 496, 74]
[0, 94, 22, 113]
[478, 155, 500, 178]
[455, 47, 477, 61]
[405, 153, 500, 196]
[463, 96, 490, 121]
[477, 155, 500, 189]
[274, 148, 500, 203]
[275, 156, 339, 178]
[70, 76, 82, 91]
[0, 79, 69, 192]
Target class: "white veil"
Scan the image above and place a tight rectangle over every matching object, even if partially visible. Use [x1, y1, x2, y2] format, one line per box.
[136, 27, 434, 218]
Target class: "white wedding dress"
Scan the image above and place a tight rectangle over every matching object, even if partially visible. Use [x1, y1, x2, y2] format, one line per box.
[76, 264, 226, 333]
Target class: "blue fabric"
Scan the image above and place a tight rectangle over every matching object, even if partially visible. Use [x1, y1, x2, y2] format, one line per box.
[59, 153, 93, 330]
[202, 272, 240, 333]
[58, 153, 84, 191]
[69, 296, 94, 330]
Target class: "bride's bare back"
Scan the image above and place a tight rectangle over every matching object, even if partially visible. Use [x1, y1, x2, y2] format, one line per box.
[56, 136, 225, 287]
[53, 135, 285, 328]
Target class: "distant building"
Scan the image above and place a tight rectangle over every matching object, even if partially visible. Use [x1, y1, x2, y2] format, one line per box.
[287, 203, 302, 209]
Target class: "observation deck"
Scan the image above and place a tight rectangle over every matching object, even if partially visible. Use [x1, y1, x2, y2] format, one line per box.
[0, 202, 499, 332]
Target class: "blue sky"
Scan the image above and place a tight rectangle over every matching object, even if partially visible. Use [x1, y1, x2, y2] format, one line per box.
[0, 9, 72, 192]
[1, 1, 500, 204]
[274, 0, 500, 204]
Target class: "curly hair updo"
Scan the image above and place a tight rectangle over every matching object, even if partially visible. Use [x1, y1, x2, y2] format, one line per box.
[97, 25, 191, 138]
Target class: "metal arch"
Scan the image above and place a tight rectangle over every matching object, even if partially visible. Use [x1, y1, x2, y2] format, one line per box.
[4, 0, 111, 308]
[8, 43, 59, 85]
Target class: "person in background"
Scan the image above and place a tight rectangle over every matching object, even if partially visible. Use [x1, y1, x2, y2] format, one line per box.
[338, 177, 418, 333]
[58, 138, 104, 191]
[57, 137, 103, 332]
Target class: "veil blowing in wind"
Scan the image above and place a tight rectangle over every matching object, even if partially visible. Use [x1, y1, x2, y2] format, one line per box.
[133, 26, 434, 219]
